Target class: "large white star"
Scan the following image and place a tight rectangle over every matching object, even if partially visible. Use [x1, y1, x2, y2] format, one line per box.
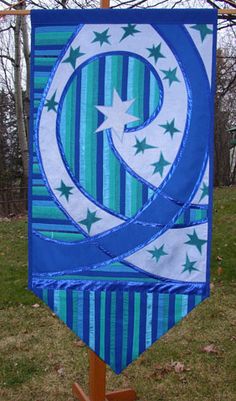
[95, 89, 139, 141]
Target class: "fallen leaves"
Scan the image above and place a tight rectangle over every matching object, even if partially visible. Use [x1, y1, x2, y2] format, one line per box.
[74, 340, 85, 348]
[202, 344, 219, 354]
[151, 360, 190, 380]
[32, 303, 40, 309]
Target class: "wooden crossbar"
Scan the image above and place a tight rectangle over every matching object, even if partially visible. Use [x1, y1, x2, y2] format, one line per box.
[0, 8, 236, 16]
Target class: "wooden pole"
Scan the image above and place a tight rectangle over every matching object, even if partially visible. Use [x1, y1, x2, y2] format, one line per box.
[100, 0, 110, 8]
[89, 351, 106, 401]
[0, 8, 236, 16]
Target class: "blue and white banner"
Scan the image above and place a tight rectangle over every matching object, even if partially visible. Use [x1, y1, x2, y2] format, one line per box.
[29, 9, 217, 373]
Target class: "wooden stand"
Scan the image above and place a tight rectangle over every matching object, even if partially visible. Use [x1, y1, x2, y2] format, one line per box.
[72, 350, 137, 401]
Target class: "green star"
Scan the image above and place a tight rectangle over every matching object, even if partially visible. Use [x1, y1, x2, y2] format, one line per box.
[182, 254, 199, 274]
[55, 180, 74, 201]
[92, 28, 111, 46]
[148, 244, 167, 263]
[63, 46, 85, 69]
[151, 152, 170, 177]
[133, 137, 156, 155]
[199, 182, 209, 201]
[120, 24, 140, 41]
[79, 209, 101, 233]
[191, 24, 213, 42]
[159, 118, 180, 139]
[185, 229, 207, 254]
[147, 43, 165, 64]
[45, 92, 58, 112]
[161, 67, 180, 86]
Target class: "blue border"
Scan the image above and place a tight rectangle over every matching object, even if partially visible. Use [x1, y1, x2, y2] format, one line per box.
[28, 24, 35, 291]
[31, 22, 213, 275]
[206, 19, 217, 297]
[30, 10, 216, 284]
[31, 9, 218, 26]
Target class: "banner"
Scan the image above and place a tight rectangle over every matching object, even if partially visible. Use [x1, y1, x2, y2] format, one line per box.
[29, 9, 217, 373]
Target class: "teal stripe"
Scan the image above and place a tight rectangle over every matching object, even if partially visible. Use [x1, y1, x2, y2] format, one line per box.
[103, 56, 113, 210]
[89, 292, 95, 351]
[107, 56, 121, 212]
[175, 294, 183, 323]
[35, 57, 56, 66]
[132, 292, 141, 360]
[54, 290, 60, 316]
[122, 292, 129, 369]
[127, 57, 144, 128]
[195, 295, 202, 305]
[157, 294, 169, 337]
[100, 292, 106, 360]
[33, 163, 40, 174]
[86, 60, 99, 198]
[77, 291, 84, 339]
[110, 292, 116, 368]
[65, 78, 76, 172]
[35, 32, 72, 45]
[42, 289, 48, 304]
[79, 66, 88, 189]
[84, 61, 98, 197]
[32, 206, 67, 220]
[146, 292, 153, 348]
[38, 231, 84, 241]
[72, 291, 79, 333]
[32, 186, 50, 196]
[59, 290, 67, 323]
[149, 72, 160, 116]
[34, 77, 48, 88]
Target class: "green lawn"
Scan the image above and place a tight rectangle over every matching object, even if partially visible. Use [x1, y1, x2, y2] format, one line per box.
[0, 187, 235, 401]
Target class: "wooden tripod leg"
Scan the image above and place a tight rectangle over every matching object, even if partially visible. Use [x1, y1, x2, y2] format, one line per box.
[89, 351, 106, 401]
[72, 350, 137, 401]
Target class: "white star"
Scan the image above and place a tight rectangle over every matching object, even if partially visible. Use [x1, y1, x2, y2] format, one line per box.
[95, 89, 139, 141]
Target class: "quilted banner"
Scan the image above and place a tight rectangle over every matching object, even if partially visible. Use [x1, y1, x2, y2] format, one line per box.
[29, 9, 217, 373]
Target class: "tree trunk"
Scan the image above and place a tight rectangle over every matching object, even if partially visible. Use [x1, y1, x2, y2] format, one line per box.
[14, 15, 29, 185]
[21, 15, 30, 141]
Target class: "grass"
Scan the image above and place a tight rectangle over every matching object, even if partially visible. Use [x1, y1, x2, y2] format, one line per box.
[0, 187, 236, 401]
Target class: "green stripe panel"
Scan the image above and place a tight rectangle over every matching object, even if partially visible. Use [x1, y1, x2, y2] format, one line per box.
[32, 186, 50, 196]
[32, 206, 67, 220]
[110, 292, 117, 368]
[175, 294, 183, 323]
[195, 295, 202, 305]
[35, 32, 72, 45]
[100, 292, 106, 360]
[125, 173, 143, 217]
[84, 60, 98, 197]
[122, 292, 129, 369]
[132, 292, 141, 360]
[127, 57, 144, 128]
[64, 78, 77, 172]
[38, 231, 84, 241]
[34, 77, 49, 89]
[72, 291, 79, 333]
[107, 56, 122, 212]
[35, 57, 57, 66]
[36, 287, 205, 375]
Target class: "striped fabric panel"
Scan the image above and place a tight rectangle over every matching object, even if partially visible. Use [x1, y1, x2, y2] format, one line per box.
[59, 54, 160, 219]
[32, 26, 86, 242]
[32, 26, 208, 240]
[35, 287, 205, 373]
